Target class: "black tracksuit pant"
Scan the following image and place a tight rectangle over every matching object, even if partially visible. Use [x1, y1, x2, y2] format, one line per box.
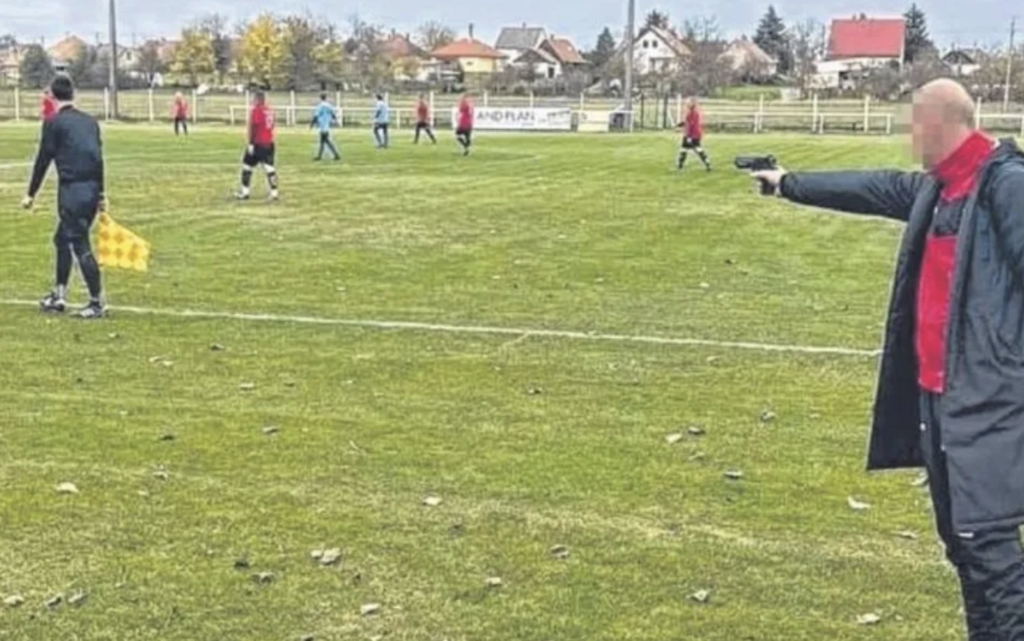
[921, 392, 1024, 640]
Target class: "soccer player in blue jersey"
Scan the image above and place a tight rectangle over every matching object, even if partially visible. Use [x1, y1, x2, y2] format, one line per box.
[310, 94, 340, 161]
[372, 94, 389, 149]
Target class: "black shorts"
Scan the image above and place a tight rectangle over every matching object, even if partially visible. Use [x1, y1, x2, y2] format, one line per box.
[682, 137, 701, 149]
[243, 143, 276, 168]
[456, 128, 472, 139]
[415, 122, 432, 130]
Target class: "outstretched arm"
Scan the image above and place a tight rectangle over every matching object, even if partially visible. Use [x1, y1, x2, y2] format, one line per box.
[755, 169, 928, 222]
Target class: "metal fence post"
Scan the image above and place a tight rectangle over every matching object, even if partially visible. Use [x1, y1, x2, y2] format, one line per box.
[13, 87, 20, 121]
[104, 88, 111, 121]
[192, 89, 198, 124]
[148, 87, 155, 123]
[290, 90, 296, 126]
[863, 95, 870, 133]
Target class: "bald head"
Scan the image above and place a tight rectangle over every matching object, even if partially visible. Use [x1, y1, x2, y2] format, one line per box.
[916, 78, 975, 125]
[910, 78, 977, 168]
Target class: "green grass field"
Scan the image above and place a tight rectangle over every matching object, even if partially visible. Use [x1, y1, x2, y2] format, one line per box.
[0, 124, 963, 640]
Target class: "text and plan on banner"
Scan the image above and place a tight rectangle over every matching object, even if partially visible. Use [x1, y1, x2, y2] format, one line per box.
[453, 107, 573, 131]
[577, 110, 613, 133]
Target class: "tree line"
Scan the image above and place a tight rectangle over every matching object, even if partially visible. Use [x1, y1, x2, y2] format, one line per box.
[3, 4, 1020, 101]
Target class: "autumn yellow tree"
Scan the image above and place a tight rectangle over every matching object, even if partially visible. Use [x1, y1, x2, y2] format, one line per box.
[237, 14, 287, 88]
[172, 26, 215, 86]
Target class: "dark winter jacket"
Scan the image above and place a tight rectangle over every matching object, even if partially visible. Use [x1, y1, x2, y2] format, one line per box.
[779, 139, 1024, 531]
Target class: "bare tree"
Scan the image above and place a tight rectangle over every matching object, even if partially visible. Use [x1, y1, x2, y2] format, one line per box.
[344, 15, 389, 90]
[135, 41, 166, 86]
[198, 13, 233, 85]
[789, 19, 824, 95]
[677, 17, 731, 96]
[415, 21, 455, 52]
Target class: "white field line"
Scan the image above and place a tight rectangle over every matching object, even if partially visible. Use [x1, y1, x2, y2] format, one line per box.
[0, 298, 880, 357]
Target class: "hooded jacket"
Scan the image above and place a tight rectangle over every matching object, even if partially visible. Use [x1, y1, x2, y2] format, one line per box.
[779, 139, 1024, 531]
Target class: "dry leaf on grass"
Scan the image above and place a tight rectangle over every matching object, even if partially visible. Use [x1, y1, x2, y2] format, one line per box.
[665, 433, 684, 445]
[911, 474, 929, 487]
[856, 612, 882, 625]
[690, 589, 711, 604]
[67, 592, 87, 607]
[759, 410, 777, 424]
[239, 382, 256, 392]
[485, 577, 503, 588]
[319, 549, 342, 566]
[45, 594, 62, 609]
[550, 545, 570, 560]
[253, 572, 275, 584]
[56, 482, 79, 495]
[687, 426, 706, 436]
[723, 470, 744, 480]
[847, 496, 871, 512]
[360, 603, 381, 616]
[262, 425, 280, 436]
[895, 530, 918, 540]
[210, 343, 226, 352]
[423, 496, 443, 508]
[3, 595, 24, 608]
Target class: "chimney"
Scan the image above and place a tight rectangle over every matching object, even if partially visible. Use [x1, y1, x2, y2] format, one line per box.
[469, 23, 474, 39]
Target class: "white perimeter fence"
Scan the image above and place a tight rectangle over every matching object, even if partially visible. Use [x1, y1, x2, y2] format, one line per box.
[3, 88, 1024, 135]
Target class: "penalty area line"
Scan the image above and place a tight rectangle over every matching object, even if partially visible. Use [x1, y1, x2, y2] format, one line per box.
[0, 299, 880, 358]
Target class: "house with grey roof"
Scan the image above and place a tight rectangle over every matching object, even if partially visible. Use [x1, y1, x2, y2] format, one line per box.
[495, 24, 548, 63]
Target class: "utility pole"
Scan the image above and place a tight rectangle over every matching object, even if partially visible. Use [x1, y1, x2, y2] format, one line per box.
[108, 0, 120, 119]
[623, 0, 636, 125]
[1004, 17, 1016, 113]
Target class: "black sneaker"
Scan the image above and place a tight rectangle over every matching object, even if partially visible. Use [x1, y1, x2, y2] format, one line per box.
[39, 293, 67, 314]
[76, 302, 106, 320]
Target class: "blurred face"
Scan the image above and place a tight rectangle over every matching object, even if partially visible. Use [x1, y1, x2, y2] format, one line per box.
[909, 96, 950, 168]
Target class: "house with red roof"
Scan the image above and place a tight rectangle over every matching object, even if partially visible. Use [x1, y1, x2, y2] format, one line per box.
[432, 35, 507, 77]
[814, 15, 906, 89]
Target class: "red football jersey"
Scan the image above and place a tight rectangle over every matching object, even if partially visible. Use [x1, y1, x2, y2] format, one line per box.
[174, 98, 188, 118]
[416, 101, 429, 123]
[457, 99, 473, 130]
[685, 108, 703, 139]
[41, 95, 57, 121]
[250, 104, 275, 145]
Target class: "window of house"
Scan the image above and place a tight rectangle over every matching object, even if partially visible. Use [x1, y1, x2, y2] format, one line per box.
[652, 40, 659, 48]
[643, 41, 649, 48]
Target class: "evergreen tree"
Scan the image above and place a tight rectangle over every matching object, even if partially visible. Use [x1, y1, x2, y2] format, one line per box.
[588, 27, 617, 68]
[753, 5, 792, 74]
[903, 4, 933, 63]
[645, 10, 670, 30]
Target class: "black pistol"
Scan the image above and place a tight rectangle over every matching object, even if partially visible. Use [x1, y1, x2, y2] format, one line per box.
[734, 155, 778, 195]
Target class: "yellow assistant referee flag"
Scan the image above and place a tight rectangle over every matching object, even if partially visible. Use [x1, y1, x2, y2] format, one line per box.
[96, 212, 151, 272]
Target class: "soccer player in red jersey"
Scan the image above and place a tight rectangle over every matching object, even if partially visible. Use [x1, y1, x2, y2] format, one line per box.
[456, 92, 473, 156]
[237, 90, 279, 201]
[40, 89, 58, 122]
[172, 92, 189, 136]
[676, 97, 711, 172]
[413, 94, 436, 144]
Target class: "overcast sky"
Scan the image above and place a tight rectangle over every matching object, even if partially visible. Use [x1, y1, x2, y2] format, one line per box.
[1, 0, 1016, 50]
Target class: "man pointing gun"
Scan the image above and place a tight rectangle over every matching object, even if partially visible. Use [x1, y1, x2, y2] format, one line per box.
[750, 79, 1024, 640]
